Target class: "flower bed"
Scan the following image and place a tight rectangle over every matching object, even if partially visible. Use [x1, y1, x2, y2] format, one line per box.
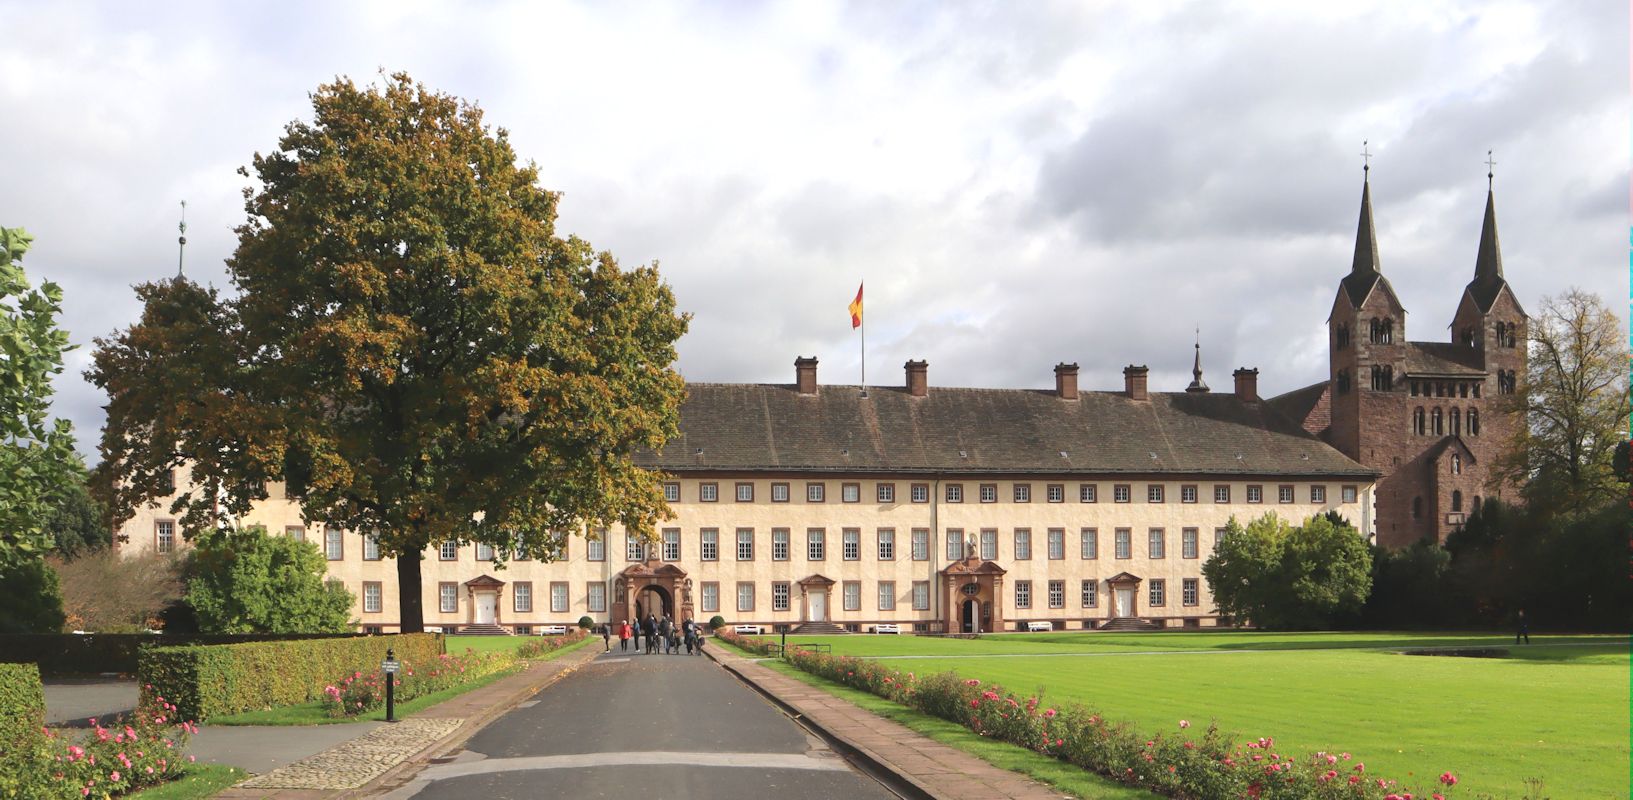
[761, 637, 1461, 800]
[713, 627, 779, 657]
[321, 649, 517, 718]
[515, 629, 587, 659]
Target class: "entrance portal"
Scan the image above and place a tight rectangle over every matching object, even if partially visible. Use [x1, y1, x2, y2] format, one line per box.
[809, 589, 827, 622]
[962, 599, 979, 633]
[1115, 587, 1134, 617]
[475, 593, 497, 624]
[635, 584, 673, 620]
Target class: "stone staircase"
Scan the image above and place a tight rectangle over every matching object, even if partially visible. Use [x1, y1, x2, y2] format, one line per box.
[454, 623, 512, 636]
[1097, 617, 1163, 632]
[789, 620, 849, 635]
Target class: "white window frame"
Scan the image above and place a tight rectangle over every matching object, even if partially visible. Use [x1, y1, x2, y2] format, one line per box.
[843, 581, 861, 611]
[912, 581, 930, 610]
[841, 483, 860, 503]
[1182, 528, 1199, 559]
[736, 482, 754, 502]
[1081, 579, 1098, 608]
[664, 482, 681, 503]
[363, 583, 382, 613]
[842, 528, 860, 561]
[1015, 580, 1032, 609]
[588, 582, 607, 612]
[911, 528, 929, 561]
[1114, 484, 1131, 503]
[1148, 484, 1165, 503]
[772, 528, 790, 561]
[1047, 484, 1064, 503]
[807, 529, 825, 560]
[439, 540, 459, 561]
[550, 582, 569, 613]
[1214, 485, 1230, 503]
[911, 483, 929, 503]
[736, 528, 755, 561]
[701, 582, 719, 613]
[514, 582, 533, 613]
[946, 529, 964, 561]
[979, 484, 997, 503]
[1013, 528, 1031, 560]
[946, 484, 963, 503]
[979, 529, 997, 561]
[586, 536, 605, 562]
[439, 583, 457, 613]
[1149, 528, 1166, 559]
[1181, 485, 1198, 504]
[1115, 528, 1131, 559]
[363, 533, 381, 561]
[156, 520, 176, 555]
[1047, 528, 1065, 560]
[1080, 528, 1098, 560]
[1013, 483, 1031, 503]
[772, 582, 791, 611]
[877, 483, 895, 503]
[476, 542, 496, 561]
[1182, 578, 1199, 607]
[771, 483, 790, 503]
[1079, 484, 1097, 503]
[878, 581, 896, 611]
[877, 528, 895, 560]
[1149, 579, 1166, 608]
[625, 535, 645, 561]
[662, 528, 681, 561]
[738, 583, 755, 612]
[807, 482, 825, 502]
[700, 528, 719, 561]
[699, 483, 718, 502]
[1048, 580, 1065, 609]
[1311, 485, 1327, 504]
[325, 526, 344, 560]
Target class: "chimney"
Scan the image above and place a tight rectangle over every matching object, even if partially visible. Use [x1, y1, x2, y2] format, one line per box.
[1123, 365, 1149, 401]
[1233, 367, 1259, 401]
[904, 360, 928, 397]
[795, 356, 818, 395]
[1054, 362, 1079, 400]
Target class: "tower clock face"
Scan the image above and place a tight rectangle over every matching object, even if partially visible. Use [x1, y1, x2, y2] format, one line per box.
[961, 582, 981, 596]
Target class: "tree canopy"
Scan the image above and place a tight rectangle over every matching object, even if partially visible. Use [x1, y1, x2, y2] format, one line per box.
[185, 528, 354, 634]
[1202, 512, 1371, 630]
[91, 73, 689, 631]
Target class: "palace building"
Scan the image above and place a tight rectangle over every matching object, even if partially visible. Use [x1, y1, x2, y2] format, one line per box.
[113, 172, 1521, 632]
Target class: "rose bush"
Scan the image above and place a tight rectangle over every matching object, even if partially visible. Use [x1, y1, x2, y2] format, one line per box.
[320, 649, 517, 718]
[0, 691, 198, 799]
[515, 629, 586, 659]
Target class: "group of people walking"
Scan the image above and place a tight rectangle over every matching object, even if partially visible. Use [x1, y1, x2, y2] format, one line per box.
[614, 615, 704, 655]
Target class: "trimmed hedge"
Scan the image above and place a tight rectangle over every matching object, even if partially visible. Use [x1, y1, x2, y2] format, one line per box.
[0, 632, 361, 676]
[0, 663, 44, 749]
[139, 633, 443, 720]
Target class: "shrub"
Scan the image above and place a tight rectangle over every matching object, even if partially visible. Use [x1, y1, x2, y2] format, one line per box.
[52, 549, 183, 633]
[516, 629, 587, 659]
[0, 663, 44, 749]
[185, 527, 354, 634]
[708, 615, 725, 630]
[322, 649, 517, 717]
[139, 633, 442, 720]
[576, 616, 593, 630]
[0, 632, 361, 676]
[0, 557, 65, 633]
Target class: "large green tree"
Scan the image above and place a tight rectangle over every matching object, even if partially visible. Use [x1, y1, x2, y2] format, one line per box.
[185, 527, 354, 633]
[1495, 289, 1629, 516]
[1203, 512, 1372, 630]
[91, 74, 689, 631]
[0, 228, 81, 568]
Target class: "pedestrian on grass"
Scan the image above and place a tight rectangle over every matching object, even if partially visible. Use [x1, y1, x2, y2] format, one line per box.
[1516, 608, 1530, 645]
[619, 619, 632, 651]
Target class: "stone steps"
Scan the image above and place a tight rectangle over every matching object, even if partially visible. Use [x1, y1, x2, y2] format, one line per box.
[789, 621, 850, 635]
[1097, 617, 1163, 632]
[454, 623, 512, 636]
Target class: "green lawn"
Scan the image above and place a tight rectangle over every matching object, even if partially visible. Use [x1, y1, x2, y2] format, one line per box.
[443, 634, 550, 655]
[129, 764, 246, 798]
[765, 632, 1629, 799]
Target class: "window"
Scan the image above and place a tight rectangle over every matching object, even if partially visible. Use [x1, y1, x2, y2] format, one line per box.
[1080, 528, 1098, 559]
[160, 469, 177, 494]
[736, 528, 755, 561]
[1311, 485, 1327, 504]
[1452, 490, 1463, 513]
[325, 526, 344, 560]
[440, 541, 459, 561]
[625, 535, 644, 562]
[1431, 407, 1444, 435]
[979, 529, 997, 560]
[843, 581, 861, 611]
[773, 582, 791, 612]
[514, 582, 533, 613]
[701, 582, 719, 613]
[1047, 528, 1065, 560]
[1149, 579, 1166, 607]
[1342, 485, 1358, 503]
[911, 528, 929, 561]
[1336, 368, 1351, 394]
[842, 528, 861, 560]
[878, 581, 896, 611]
[286, 525, 305, 542]
[1147, 485, 1165, 503]
[588, 583, 606, 612]
[771, 483, 790, 503]
[1370, 364, 1394, 391]
[1148, 528, 1165, 559]
[699, 482, 718, 502]
[1047, 484, 1064, 503]
[737, 583, 755, 612]
[1013, 483, 1031, 503]
[364, 533, 381, 561]
[1246, 485, 1263, 504]
[550, 582, 569, 612]
[1013, 529, 1032, 560]
[1182, 578, 1199, 607]
[662, 528, 681, 561]
[842, 483, 861, 503]
[156, 521, 176, 555]
[979, 484, 997, 503]
[946, 529, 964, 560]
[807, 529, 826, 560]
[946, 484, 963, 503]
[1278, 485, 1294, 504]
[1412, 496, 1423, 519]
[586, 535, 605, 562]
[1369, 317, 1393, 344]
[1182, 528, 1199, 559]
[1048, 580, 1065, 609]
[664, 482, 681, 503]
[363, 582, 382, 613]
[910, 483, 929, 503]
[1081, 580, 1098, 608]
[1214, 527, 1228, 552]
[736, 482, 754, 502]
[476, 542, 495, 561]
[912, 581, 930, 610]
[1014, 581, 1032, 609]
[1114, 484, 1131, 503]
[772, 528, 790, 561]
[877, 529, 895, 560]
[1079, 484, 1097, 503]
[700, 528, 719, 561]
[439, 583, 457, 613]
[1115, 528, 1131, 559]
[1413, 406, 1427, 435]
[1335, 323, 1350, 348]
[1469, 409, 1480, 436]
[877, 483, 895, 503]
[1450, 407, 1461, 436]
[807, 482, 826, 502]
[1214, 485, 1230, 503]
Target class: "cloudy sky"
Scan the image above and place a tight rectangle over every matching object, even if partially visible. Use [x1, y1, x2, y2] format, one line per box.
[1, 1, 1624, 461]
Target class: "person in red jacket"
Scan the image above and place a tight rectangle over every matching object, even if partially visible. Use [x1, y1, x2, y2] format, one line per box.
[618, 619, 633, 651]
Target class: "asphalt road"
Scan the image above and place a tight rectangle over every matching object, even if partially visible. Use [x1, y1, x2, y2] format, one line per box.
[395, 648, 897, 799]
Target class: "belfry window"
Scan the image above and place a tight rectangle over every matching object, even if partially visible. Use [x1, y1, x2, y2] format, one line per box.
[1370, 364, 1393, 391]
[1369, 318, 1393, 344]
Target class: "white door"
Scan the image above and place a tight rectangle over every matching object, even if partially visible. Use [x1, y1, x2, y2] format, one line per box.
[476, 593, 496, 624]
[809, 590, 827, 621]
[1114, 588, 1134, 618]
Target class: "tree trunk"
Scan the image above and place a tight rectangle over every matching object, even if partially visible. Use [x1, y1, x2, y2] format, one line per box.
[396, 549, 425, 633]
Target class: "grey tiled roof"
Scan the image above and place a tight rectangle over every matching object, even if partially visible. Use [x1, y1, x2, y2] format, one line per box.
[637, 383, 1374, 478]
[1403, 342, 1485, 377]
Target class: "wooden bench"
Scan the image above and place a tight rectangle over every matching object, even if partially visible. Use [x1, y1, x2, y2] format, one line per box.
[873, 623, 902, 634]
[1026, 621, 1055, 632]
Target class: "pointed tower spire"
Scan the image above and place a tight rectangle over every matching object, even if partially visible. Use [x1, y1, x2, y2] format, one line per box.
[1339, 142, 1389, 307]
[1467, 152, 1509, 312]
[176, 200, 188, 279]
[1186, 328, 1210, 393]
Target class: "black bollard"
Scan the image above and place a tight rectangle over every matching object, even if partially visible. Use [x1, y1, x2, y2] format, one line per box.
[385, 647, 397, 723]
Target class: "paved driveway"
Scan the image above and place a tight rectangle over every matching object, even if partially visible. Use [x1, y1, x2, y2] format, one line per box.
[43, 678, 138, 726]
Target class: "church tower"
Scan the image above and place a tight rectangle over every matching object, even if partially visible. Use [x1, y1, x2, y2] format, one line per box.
[1327, 169, 1407, 468]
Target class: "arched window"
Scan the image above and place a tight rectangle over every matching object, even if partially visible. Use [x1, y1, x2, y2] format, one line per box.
[1413, 407, 1426, 436]
[1431, 407, 1443, 436]
[1451, 453, 1462, 475]
[1412, 497, 1423, 519]
[1451, 490, 1463, 513]
[1335, 324, 1350, 348]
[1469, 409, 1480, 435]
[1369, 318, 1394, 344]
[1450, 408, 1461, 436]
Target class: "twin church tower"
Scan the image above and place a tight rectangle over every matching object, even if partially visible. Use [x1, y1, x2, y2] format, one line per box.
[1274, 166, 1527, 549]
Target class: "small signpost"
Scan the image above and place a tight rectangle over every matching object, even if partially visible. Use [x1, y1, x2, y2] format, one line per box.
[381, 648, 401, 723]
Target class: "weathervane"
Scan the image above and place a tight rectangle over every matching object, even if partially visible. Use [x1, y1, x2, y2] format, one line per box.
[1360, 140, 1371, 175]
[177, 200, 188, 278]
[1485, 149, 1496, 189]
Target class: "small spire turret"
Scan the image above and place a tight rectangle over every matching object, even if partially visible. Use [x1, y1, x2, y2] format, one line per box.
[176, 200, 188, 279]
[1186, 328, 1210, 393]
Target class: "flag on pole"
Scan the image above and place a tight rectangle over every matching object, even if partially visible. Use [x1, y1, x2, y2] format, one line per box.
[848, 283, 864, 329]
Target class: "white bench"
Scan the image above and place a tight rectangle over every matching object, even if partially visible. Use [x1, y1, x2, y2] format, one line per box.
[873, 624, 902, 634]
[732, 624, 764, 635]
[1026, 621, 1055, 632]
[537, 624, 569, 635]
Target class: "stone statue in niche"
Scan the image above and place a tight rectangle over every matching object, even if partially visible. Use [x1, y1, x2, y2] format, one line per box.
[967, 532, 978, 559]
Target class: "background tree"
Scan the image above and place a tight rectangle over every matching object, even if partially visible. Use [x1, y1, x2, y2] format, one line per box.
[91, 74, 689, 631]
[1203, 512, 1371, 630]
[0, 557, 65, 633]
[51, 550, 183, 632]
[184, 527, 354, 634]
[1495, 289, 1629, 516]
[0, 227, 81, 568]
[46, 469, 112, 559]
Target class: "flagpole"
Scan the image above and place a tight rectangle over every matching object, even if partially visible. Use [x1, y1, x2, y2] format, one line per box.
[859, 280, 866, 397]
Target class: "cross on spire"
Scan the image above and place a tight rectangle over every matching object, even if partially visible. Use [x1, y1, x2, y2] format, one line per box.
[177, 200, 188, 278]
[1485, 149, 1496, 189]
[1360, 140, 1371, 175]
